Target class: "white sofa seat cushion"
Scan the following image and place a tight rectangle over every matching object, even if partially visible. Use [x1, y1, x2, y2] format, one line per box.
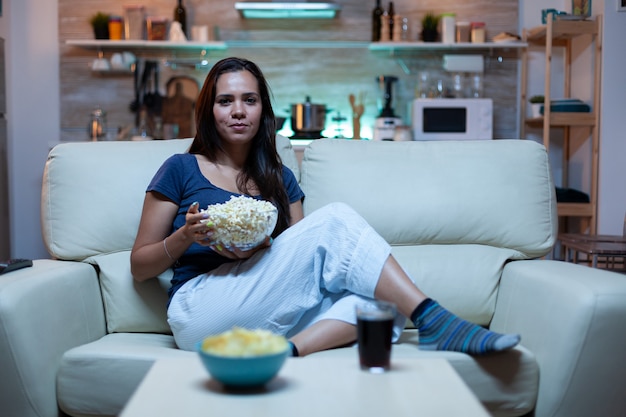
[57, 332, 537, 417]
[57, 333, 192, 417]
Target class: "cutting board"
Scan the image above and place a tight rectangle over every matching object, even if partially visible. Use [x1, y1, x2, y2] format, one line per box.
[161, 76, 200, 138]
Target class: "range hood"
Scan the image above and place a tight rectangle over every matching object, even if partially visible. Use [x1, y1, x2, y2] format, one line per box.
[234, 2, 341, 19]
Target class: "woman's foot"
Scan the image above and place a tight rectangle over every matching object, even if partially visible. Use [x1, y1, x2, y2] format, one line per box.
[411, 298, 520, 355]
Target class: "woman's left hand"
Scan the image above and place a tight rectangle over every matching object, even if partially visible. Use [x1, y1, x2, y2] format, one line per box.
[210, 236, 272, 260]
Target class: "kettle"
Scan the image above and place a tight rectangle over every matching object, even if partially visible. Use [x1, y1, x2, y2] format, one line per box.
[88, 107, 107, 141]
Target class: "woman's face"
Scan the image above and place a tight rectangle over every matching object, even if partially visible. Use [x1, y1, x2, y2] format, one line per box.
[213, 69, 262, 147]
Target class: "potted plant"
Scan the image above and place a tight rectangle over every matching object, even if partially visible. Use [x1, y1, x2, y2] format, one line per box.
[529, 95, 544, 118]
[421, 12, 440, 42]
[90, 12, 110, 40]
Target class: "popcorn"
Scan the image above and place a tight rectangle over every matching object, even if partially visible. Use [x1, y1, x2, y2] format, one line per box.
[201, 327, 289, 357]
[201, 195, 278, 250]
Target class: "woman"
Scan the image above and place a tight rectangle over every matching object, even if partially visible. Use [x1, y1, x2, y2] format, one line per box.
[130, 57, 520, 356]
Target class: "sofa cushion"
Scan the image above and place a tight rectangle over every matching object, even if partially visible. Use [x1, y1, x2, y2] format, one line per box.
[301, 139, 556, 258]
[391, 244, 517, 325]
[313, 333, 538, 417]
[300, 139, 557, 322]
[42, 135, 298, 261]
[57, 333, 191, 417]
[56, 332, 537, 417]
[89, 251, 171, 334]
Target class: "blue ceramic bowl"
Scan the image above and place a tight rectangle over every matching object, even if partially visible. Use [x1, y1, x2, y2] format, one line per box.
[197, 343, 289, 387]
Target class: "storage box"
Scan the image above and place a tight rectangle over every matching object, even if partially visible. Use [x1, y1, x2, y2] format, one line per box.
[147, 17, 168, 41]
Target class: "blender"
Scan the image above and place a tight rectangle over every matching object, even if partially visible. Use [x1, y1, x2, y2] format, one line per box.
[373, 75, 402, 141]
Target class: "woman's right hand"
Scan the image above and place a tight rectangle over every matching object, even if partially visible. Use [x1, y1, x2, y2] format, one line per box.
[185, 201, 216, 246]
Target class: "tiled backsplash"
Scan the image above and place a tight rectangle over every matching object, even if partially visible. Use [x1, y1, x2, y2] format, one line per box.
[60, 0, 521, 141]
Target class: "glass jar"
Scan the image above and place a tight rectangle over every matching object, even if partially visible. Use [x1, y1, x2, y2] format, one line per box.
[87, 107, 107, 141]
[124, 5, 145, 40]
[470, 74, 483, 98]
[452, 73, 465, 98]
[108, 16, 123, 40]
[416, 71, 430, 98]
[470, 22, 486, 43]
[455, 21, 471, 43]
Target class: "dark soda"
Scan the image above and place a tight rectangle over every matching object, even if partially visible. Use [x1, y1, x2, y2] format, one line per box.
[357, 314, 393, 371]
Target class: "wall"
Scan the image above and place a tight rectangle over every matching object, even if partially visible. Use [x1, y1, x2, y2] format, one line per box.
[1, 0, 624, 260]
[598, 0, 626, 233]
[59, 0, 521, 141]
[0, 0, 59, 259]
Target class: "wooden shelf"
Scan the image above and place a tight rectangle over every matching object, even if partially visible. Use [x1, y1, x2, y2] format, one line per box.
[525, 112, 596, 127]
[525, 18, 600, 45]
[520, 16, 602, 233]
[66, 39, 228, 50]
[369, 41, 527, 52]
[66, 39, 527, 53]
[557, 202, 594, 217]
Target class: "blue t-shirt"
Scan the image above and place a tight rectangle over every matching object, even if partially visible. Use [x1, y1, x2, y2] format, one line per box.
[146, 153, 305, 302]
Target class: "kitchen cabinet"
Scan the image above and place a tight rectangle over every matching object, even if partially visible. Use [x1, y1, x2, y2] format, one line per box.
[520, 16, 602, 234]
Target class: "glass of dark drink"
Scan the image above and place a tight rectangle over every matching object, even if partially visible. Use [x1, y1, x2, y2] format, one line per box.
[356, 301, 396, 373]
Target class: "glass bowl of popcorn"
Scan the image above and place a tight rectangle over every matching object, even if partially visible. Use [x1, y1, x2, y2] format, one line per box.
[197, 327, 290, 387]
[201, 196, 278, 250]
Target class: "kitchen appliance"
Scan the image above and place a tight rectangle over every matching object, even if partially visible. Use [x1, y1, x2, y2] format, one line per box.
[411, 98, 493, 140]
[373, 75, 402, 141]
[290, 96, 327, 139]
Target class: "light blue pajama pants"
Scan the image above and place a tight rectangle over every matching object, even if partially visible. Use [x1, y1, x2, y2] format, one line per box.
[167, 202, 408, 351]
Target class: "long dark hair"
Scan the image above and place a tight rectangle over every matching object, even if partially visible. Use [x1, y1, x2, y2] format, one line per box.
[189, 57, 291, 237]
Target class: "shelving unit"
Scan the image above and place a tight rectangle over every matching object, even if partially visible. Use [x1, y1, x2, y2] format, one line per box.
[66, 39, 528, 77]
[521, 16, 602, 234]
[369, 41, 527, 53]
[65, 39, 228, 51]
[66, 39, 527, 52]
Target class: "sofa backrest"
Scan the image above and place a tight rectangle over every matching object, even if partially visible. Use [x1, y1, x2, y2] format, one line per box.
[41, 135, 299, 260]
[300, 139, 557, 326]
[301, 139, 557, 258]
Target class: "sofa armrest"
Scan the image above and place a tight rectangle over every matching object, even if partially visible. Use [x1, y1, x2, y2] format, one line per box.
[0, 259, 106, 417]
[491, 260, 626, 417]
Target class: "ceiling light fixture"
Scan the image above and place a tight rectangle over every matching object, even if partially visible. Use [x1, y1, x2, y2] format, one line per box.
[234, 2, 341, 19]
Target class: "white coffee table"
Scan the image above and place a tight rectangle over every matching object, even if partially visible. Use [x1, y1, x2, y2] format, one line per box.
[121, 355, 490, 417]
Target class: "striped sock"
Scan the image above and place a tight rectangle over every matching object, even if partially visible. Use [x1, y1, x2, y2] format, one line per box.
[411, 299, 520, 355]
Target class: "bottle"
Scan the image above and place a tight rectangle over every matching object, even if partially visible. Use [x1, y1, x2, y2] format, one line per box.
[372, 0, 383, 42]
[387, 2, 395, 42]
[174, 0, 187, 38]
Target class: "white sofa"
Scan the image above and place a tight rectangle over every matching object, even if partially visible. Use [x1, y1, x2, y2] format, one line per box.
[1, 136, 625, 417]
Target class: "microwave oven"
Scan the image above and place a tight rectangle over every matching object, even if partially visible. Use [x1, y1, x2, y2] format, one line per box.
[411, 98, 493, 140]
